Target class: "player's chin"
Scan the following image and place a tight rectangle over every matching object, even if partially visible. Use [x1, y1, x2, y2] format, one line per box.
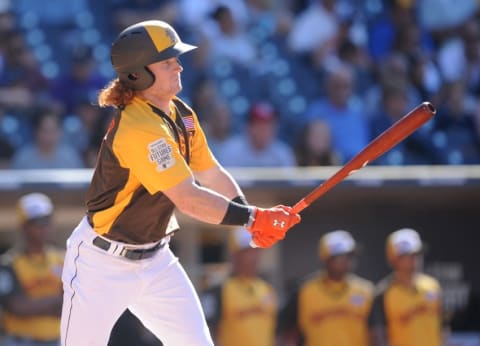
[172, 80, 182, 94]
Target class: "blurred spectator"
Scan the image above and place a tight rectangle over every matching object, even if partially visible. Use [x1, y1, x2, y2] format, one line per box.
[463, 21, 480, 96]
[179, 0, 249, 31]
[337, 39, 373, 98]
[240, 0, 295, 58]
[367, 0, 433, 63]
[217, 101, 296, 167]
[201, 99, 234, 159]
[49, 45, 107, 114]
[369, 228, 448, 346]
[190, 76, 220, 122]
[287, 0, 339, 70]
[391, 20, 441, 102]
[282, 0, 310, 16]
[364, 53, 421, 117]
[10, 107, 84, 169]
[436, 19, 480, 86]
[107, 0, 178, 35]
[202, 5, 257, 67]
[304, 63, 369, 163]
[294, 118, 340, 166]
[407, 51, 442, 106]
[62, 99, 112, 167]
[83, 107, 114, 168]
[0, 192, 63, 346]
[432, 81, 480, 164]
[244, 0, 284, 41]
[370, 83, 438, 165]
[13, 0, 88, 27]
[201, 227, 278, 346]
[279, 230, 374, 346]
[1, 0, 480, 175]
[0, 31, 45, 111]
[418, 0, 478, 34]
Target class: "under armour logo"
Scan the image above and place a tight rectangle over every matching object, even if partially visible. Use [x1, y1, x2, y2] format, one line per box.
[273, 219, 286, 228]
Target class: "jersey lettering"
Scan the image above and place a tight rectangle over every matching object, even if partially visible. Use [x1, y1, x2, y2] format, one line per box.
[148, 138, 175, 171]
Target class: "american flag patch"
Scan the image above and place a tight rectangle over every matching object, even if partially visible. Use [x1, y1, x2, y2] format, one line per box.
[182, 115, 195, 131]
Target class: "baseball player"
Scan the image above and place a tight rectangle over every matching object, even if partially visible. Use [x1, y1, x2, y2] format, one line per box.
[0, 193, 63, 346]
[201, 227, 278, 346]
[369, 228, 447, 346]
[60, 20, 301, 346]
[279, 230, 374, 346]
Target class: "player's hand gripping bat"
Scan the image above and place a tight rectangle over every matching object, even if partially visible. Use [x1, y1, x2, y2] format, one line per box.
[292, 101, 436, 213]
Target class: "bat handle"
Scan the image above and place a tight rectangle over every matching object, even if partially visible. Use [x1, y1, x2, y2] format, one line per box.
[292, 199, 308, 214]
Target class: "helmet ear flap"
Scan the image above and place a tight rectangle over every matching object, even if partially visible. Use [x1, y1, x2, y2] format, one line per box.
[127, 73, 139, 81]
[119, 66, 155, 90]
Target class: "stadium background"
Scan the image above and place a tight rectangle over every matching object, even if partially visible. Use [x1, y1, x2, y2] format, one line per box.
[0, 0, 479, 344]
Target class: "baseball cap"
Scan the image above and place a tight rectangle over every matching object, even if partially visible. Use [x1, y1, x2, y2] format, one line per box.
[228, 227, 253, 253]
[386, 228, 422, 260]
[248, 102, 276, 123]
[17, 193, 53, 223]
[318, 230, 356, 260]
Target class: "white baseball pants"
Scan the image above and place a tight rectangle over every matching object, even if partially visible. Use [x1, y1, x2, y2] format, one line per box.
[60, 217, 214, 346]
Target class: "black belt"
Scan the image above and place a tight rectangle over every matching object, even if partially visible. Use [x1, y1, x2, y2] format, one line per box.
[92, 236, 166, 260]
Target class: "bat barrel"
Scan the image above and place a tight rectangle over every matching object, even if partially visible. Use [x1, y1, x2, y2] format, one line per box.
[292, 101, 436, 214]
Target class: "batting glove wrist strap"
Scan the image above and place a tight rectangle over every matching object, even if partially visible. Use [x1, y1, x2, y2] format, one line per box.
[220, 200, 251, 226]
[232, 195, 249, 206]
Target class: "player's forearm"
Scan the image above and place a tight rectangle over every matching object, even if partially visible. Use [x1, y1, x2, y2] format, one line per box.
[164, 177, 239, 225]
[194, 164, 244, 200]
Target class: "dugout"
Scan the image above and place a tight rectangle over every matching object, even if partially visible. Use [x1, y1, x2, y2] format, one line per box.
[0, 165, 479, 330]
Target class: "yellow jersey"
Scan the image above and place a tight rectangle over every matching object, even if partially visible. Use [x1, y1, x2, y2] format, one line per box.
[202, 276, 277, 346]
[0, 247, 63, 341]
[86, 96, 216, 244]
[281, 272, 374, 346]
[369, 273, 443, 346]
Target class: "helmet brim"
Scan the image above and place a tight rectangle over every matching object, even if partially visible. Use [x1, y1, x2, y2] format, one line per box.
[151, 41, 197, 63]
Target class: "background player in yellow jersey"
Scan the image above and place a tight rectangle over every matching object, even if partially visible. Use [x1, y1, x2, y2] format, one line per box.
[201, 227, 278, 346]
[0, 193, 63, 346]
[280, 230, 374, 346]
[59, 20, 300, 346]
[369, 228, 448, 346]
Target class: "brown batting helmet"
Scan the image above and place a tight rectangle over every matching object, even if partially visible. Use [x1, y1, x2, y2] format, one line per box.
[111, 20, 197, 90]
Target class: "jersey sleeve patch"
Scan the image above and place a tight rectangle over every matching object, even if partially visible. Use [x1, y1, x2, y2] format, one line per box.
[148, 138, 175, 171]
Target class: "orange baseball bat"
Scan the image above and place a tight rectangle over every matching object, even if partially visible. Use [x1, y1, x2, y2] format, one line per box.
[292, 101, 436, 214]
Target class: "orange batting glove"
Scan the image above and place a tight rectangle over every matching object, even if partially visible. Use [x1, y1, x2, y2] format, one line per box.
[246, 205, 301, 248]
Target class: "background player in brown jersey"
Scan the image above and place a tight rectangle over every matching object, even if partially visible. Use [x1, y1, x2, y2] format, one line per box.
[279, 230, 374, 346]
[0, 193, 63, 346]
[369, 228, 448, 346]
[59, 20, 300, 346]
[201, 227, 278, 346]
